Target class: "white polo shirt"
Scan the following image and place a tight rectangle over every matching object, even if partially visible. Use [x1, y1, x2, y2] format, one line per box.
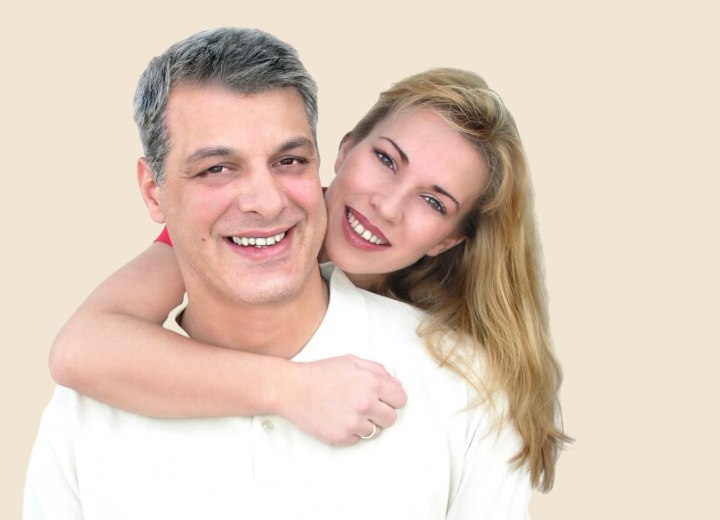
[24, 264, 531, 519]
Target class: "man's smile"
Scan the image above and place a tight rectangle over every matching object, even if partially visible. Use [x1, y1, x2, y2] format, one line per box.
[230, 231, 287, 248]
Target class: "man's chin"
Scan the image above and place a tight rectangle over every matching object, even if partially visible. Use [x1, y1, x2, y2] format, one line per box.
[221, 269, 317, 306]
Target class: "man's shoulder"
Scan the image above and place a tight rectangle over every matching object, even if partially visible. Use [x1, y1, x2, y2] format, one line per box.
[324, 264, 425, 324]
[324, 265, 469, 380]
[33, 386, 94, 444]
[40, 385, 117, 425]
[39, 385, 164, 432]
[44, 385, 86, 412]
[360, 286, 424, 324]
[37, 385, 234, 442]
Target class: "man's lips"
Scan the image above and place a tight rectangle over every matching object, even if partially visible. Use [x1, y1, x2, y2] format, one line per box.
[229, 230, 287, 248]
[224, 225, 293, 250]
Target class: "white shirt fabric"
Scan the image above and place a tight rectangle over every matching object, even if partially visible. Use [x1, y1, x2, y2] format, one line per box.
[24, 264, 531, 519]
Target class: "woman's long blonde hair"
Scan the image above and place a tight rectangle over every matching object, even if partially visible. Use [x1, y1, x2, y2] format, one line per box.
[349, 68, 570, 492]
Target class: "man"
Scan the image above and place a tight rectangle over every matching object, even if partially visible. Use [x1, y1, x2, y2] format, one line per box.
[24, 28, 529, 519]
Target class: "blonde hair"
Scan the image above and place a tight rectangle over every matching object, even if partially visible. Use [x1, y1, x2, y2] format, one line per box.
[350, 68, 570, 492]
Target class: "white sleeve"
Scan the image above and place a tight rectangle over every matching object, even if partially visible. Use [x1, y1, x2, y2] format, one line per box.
[446, 404, 533, 520]
[23, 388, 83, 520]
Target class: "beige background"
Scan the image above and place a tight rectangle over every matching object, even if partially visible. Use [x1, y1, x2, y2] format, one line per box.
[2, 1, 718, 518]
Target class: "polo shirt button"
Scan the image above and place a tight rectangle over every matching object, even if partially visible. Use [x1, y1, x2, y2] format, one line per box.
[262, 419, 275, 432]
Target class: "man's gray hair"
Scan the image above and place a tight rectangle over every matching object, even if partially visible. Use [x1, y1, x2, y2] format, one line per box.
[133, 27, 319, 184]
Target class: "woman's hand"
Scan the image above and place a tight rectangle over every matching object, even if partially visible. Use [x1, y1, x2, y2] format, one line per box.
[277, 355, 407, 445]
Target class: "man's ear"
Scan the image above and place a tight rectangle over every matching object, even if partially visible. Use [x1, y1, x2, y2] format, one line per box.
[426, 234, 466, 257]
[334, 133, 354, 174]
[137, 158, 165, 224]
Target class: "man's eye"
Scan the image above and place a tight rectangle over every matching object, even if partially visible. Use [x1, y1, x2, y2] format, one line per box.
[277, 157, 307, 167]
[275, 157, 308, 168]
[202, 165, 226, 176]
[422, 195, 446, 215]
[374, 149, 396, 172]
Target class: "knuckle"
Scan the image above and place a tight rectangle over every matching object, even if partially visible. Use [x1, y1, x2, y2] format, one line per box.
[357, 399, 374, 415]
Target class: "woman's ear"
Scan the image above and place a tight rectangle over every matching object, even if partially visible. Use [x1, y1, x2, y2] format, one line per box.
[334, 133, 354, 174]
[426, 234, 466, 257]
[137, 158, 165, 224]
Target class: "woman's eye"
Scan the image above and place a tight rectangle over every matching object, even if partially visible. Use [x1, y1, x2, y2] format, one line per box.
[422, 195, 447, 215]
[374, 149, 396, 172]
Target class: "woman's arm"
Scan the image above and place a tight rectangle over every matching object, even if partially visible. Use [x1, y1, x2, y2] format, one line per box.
[49, 242, 406, 445]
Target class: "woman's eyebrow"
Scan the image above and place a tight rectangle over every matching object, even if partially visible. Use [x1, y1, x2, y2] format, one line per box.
[380, 136, 460, 209]
[432, 185, 460, 209]
[380, 137, 409, 165]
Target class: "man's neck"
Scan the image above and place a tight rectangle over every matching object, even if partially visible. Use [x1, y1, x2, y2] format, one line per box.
[179, 268, 329, 359]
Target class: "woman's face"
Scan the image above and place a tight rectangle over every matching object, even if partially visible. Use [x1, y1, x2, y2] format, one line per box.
[324, 108, 488, 288]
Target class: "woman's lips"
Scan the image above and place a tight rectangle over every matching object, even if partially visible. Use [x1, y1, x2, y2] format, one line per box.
[343, 207, 390, 247]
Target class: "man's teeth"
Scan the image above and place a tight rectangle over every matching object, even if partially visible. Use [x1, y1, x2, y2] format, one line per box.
[346, 212, 386, 245]
[231, 231, 286, 248]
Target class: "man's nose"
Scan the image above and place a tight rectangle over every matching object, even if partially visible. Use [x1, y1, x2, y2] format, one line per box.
[235, 166, 286, 218]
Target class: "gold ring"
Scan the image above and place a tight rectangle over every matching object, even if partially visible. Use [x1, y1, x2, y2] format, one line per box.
[359, 421, 378, 440]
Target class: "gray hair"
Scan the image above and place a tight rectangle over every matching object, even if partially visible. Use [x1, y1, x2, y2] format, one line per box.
[133, 27, 318, 184]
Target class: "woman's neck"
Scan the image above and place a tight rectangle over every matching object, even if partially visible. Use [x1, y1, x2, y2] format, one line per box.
[319, 245, 381, 291]
[343, 271, 382, 291]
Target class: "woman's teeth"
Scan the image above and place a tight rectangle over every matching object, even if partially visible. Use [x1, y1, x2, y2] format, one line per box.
[346, 211, 387, 245]
[231, 231, 286, 248]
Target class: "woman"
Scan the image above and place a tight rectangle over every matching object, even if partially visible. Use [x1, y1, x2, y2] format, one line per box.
[50, 67, 568, 491]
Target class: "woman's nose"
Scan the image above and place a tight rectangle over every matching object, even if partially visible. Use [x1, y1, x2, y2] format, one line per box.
[369, 188, 404, 225]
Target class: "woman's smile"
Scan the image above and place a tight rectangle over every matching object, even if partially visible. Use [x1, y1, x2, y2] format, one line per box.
[344, 207, 390, 246]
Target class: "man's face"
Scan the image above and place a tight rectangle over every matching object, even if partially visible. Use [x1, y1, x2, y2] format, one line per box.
[142, 84, 326, 306]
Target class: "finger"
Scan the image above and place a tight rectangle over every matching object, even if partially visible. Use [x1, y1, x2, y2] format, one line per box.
[333, 434, 361, 447]
[377, 377, 407, 409]
[358, 420, 380, 440]
[366, 400, 398, 429]
[350, 357, 394, 378]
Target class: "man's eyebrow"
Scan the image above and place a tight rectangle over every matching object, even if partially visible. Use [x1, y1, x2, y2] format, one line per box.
[184, 146, 235, 165]
[276, 137, 316, 154]
[380, 137, 409, 165]
[182, 138, 315, 169]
